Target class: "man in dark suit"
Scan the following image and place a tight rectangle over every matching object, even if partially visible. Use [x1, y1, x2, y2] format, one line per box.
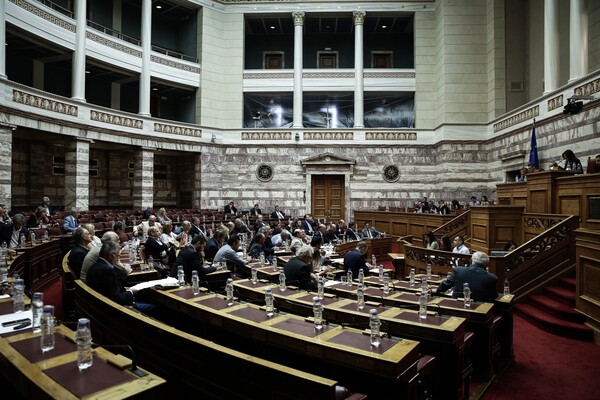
[5, 213, 28, 248]
[301, 214, 315, 235]
[271, 206, 285, 220]
[284, 245, 317, 291]
[171, 235, 215, 283]
[67, 226, 92, 278]
[344, 221, 359, 241]
[436, 251, 498, 302]
[343, 241, 371, 277]
[190, 217, 206, 239]
[323, 224, 339, 244]
[205, 230, 226, 261]
[253, 214, 266, 232]
[249, 204, 262, 216]
[361, 222, 382, 239]
[144, 226, 174, 272]
[224, 201, 237, 215]
[41, 196, 53, 217]
[86, 241, 156, 314]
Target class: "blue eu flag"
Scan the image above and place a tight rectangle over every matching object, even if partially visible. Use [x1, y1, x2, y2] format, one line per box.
[529, 123, 539, 169]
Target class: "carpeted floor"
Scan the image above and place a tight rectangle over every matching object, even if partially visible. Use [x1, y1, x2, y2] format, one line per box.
[482, 314, 600, 400]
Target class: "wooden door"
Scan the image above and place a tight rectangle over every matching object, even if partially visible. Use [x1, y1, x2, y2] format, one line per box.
[311, 175, 345, 221]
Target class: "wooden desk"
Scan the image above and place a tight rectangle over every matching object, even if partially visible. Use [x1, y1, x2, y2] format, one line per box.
[150, 287, 420, 399]
[12, 239, 62, 292]
[0, 324, 165, 399]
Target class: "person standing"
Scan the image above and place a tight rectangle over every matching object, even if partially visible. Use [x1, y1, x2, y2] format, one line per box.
[436, 252, 498, 302]
[343, 241, 371, 277]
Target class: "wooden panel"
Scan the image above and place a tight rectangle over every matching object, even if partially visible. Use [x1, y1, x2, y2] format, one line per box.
[559, 196, 581, 216]
[576, 229, 600, 328]
[472, 224, 487, 243]
[530, 190, 549, 213]
[312, 175, 344, 221]
[495, 226, 517, 244]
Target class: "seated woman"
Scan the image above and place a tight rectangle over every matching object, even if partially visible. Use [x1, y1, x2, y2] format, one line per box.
[439, 235, 452, 252]
[160, 222, 177, 245]
[504, 240, 518, 252]
[26, 206, 49, 228]
[156, 207, 172, 224]
[424, 231, 439, 250]
[560, 149, 583, 173]
[83, 223, 102, 249]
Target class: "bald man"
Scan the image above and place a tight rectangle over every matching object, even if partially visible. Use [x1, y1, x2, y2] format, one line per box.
[81, 231, 132, 281]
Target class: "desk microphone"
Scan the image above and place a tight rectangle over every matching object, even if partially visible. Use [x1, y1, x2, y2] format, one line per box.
[93, 343, 148, 377]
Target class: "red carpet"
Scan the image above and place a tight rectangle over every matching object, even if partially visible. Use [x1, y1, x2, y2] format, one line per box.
[482, 314, 600, 400]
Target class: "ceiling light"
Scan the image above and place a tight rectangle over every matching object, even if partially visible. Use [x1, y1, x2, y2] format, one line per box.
[152, 87, 158, 91]
[270, 26, 276, 29]
[156, 5, 162, 9]
[382, 25, 387, 29]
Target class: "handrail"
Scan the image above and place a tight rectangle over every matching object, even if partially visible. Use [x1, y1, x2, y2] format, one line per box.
[431, 210, 470, 240]
[35, 0, 73, 18]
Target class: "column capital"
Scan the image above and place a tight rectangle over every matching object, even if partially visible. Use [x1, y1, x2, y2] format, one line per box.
[353, 10, 366, 25]
[292, 11, 305, 26]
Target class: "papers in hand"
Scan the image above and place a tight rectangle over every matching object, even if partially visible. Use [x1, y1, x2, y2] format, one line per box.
[130, 277, 179, 291]
[329, 258, 344, 264]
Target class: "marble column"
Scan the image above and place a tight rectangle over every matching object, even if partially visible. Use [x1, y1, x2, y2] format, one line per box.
[0, 124, 15, 209]
[133, 148, 154, 210]
[0, 0, 7, 80]
[292, 11, 305, 128]
[64, 138, 90, 211]
[353, 10, 366, 128]
[139, 0, 151, 116]
[72, 0, 86, 102]
[544, 0, 560, 93]
[569, 0, 588, 82]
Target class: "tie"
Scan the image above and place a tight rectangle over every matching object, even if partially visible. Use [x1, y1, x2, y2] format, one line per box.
[368, 230, 372, 239]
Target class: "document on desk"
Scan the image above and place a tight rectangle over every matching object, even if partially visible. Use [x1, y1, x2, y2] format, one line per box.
[329, 258, 344, 264]
[324, 280, 341, 288]
[130, 277, 179, 291]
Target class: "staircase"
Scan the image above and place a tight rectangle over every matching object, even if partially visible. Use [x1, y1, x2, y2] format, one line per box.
[515, 277, 594, 341]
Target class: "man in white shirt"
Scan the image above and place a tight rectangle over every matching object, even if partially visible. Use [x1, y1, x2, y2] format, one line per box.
[452, 236, 470, 255]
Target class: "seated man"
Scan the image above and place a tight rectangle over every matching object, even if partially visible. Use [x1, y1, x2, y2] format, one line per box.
[86, 241, 156, 314]
[254, 214, 266, 232]
[271, 229, 291, 247]
[344, 222, 359, 241]
[67, 227, 92, 278]
[284, 245, 317, 291]
[213, 234, 249, 275]
[112, 221, 128, 245]
[290, 229, 307, 254]
[62, 208, 79, 233]
[249, 204, 262, 216]
[81, 232, 131, 282]
[323, 224, 339, 244]
[190, 217, 206, 239]
[171, 235, 215, 283]
[205, 230, 227, 261]
[224, 201, 237, 215]
[435, 251, 498, 302]
[144, 226, 174, 272]
[271, 206, 285, 220]
[587, 154, 600, 174]
[343, 241, 372, 277]
[301, 214, 315, 235]
[452, 236, 470, 255]
[5, 213, 29, 248]
[135, 215, 162, 238]
[361, 222, 382, 239]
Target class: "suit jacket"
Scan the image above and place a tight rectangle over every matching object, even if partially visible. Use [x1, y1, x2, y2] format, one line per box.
[271, 210, 285, 220]
[301, 220, 314, 234]
[361, 227, 381, 239]
[284, 256, 315, 291]
[254, 221, 265, 232]
[204, 238, 221, 261]
[250, 208, 262, 216]
[63, 215, 78, 233]
[190, 225, 205, 239]
[86, 257, 134, 306]
[171, 245, 215, 283]
[144, 237, 170, 260]
[323, 231, 338, 244]
[345, 229, 359, 241]
[343, 249, 368, 277]
[224, 205, 237, 214]
[436, 264, 498, 302]
[68, 244, 89, 278]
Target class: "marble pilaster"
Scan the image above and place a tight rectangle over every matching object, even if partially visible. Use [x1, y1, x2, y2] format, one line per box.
[353, 10, 365, 128]
[0, 0, 6, 80]
[72, 0, 86, 101]
[133, 148, 154, 209]
[0, 125, 14, 208]
[544, 0, 560, 93]
[64, 139, 90, 210]
[292, 11, 304, 128]
[569, 0, 588, 82]
[139, 0, 151, 116]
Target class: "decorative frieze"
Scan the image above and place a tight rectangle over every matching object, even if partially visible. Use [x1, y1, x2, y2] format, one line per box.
[574, 78, 600, 97]
[303, 132, 353, 140]
[150, 55, 200, 74]
[364, 72, 416, 79]
[11, 0, 75, 32]
[365, 132, 417, 140]
[303, 72, 355, 79]
[154, 123, 202, 137]
[13, 90, 78, 116]
[86, 32, 142, 57]
[547, 95, 563, 112]
[493, 105, 539, 133]
[244, 73, 294, 79]
[90, 110, 143, 129]
[241, 131, 291, 140]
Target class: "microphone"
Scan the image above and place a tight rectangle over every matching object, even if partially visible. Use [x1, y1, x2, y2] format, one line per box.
[94, 344, 148, 377]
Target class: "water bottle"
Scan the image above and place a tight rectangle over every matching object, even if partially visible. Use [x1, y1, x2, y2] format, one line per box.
[421, 278, 428, 296]
[76, 318, 93, 371]
[418, 291, 428, 319]
[463, 283, 471, 307]
[13, 278, 25, 313]
[191, 270, 200, 295]
[426, 263, 432, 279]
[32, 292, 44, 333]
[369, 309, 381, 347]
[378, 264, 384, 282]
[128, 242, 135, 262]
[346, 270, 353, 286]
[225, 278, 234, 306]
[317, 276, 324, 299]
[371, 255, 377, 268]
[242, 246, 247, 259]
[357, 283, 365, 310]
[383, 273, 390, 295]
[43, 230, 49, 241]
[358, 268, 365, 285]
[30, 231, 36, 244]
[40, 305, 55, 352]
[259, 253, 265, 267]
[177, 265, 185, 285]
[313, 296, 323, 330]
[503, 276, 510, 296]
[0, 266, 7, 282]
[147, 255, 154, 270]
[264, 288, 274, 317]
[279, 272, 286, 292]
[409, 268, 416, 287]
[19, 234, 26, 247]
[251, 264, 258, 284]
